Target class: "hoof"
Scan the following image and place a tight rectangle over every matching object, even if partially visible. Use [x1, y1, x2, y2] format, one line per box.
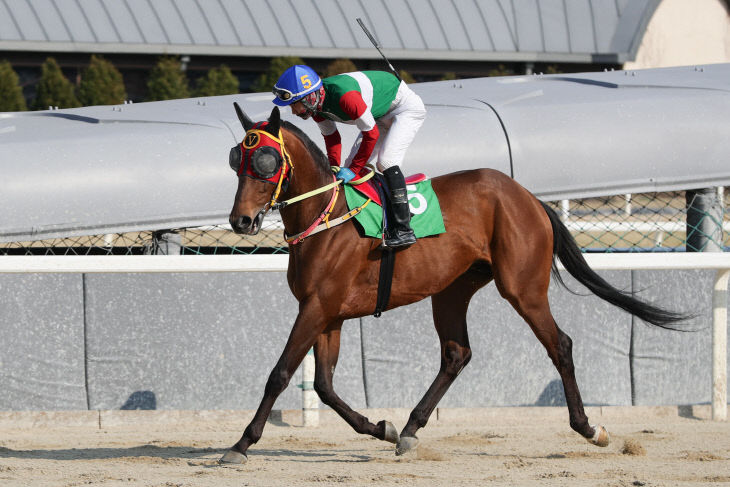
[395, 435, 419, 456]
[587, 425, 610, 447]
[383, 421, 399, 444]
[219, 449, 248, 464]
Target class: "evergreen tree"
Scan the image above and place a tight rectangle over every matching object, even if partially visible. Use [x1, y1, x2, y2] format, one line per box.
[146, 57, 190, 101]
[33, 57, 80, 110]
[193, 65, 239, 97]
[0, 60, 27, 111]
[488, 64, 514, 77]
[399, 70, 416, 84]
[324, 58, 356, 77]
[250, 56, 305, 93]
[78, 55, 126, 106]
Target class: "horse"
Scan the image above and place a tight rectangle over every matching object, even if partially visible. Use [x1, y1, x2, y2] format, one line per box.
[221, 104, 685, 464]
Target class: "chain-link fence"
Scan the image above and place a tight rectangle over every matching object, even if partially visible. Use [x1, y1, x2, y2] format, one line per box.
[544, 188, 727, 252]
[1, 190, 727, 255]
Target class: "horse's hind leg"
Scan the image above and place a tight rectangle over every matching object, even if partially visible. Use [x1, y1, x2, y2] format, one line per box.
[396, 268, 489, 455]
[502, 287, 610, 447]
[312, 322, 399, 443]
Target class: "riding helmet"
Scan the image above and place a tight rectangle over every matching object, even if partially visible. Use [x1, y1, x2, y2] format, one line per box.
[272, 65, 322, 107]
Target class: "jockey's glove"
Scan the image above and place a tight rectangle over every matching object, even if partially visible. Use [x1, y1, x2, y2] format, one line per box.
[336, 167, 357, 184]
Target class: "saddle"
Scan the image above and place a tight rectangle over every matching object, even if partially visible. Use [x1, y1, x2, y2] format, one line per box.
[350, 172, 428, 207]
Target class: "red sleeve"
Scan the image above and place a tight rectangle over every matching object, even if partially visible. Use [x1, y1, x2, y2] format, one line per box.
[322, 131, 341, 167]
[339, 91, 367, 120]
[339, 91, 379, 174]
[349, 125, 378, 175]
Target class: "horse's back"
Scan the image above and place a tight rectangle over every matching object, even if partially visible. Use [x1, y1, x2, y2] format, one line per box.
[430, 168, 548, 227]
[427, 167, 554, 274]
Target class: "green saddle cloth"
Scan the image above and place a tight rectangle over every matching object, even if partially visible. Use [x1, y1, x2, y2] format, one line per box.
[343, 179, 446, 239]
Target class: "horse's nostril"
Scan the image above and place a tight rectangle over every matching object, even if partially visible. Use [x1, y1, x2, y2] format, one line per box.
[231, 215, 253, 234]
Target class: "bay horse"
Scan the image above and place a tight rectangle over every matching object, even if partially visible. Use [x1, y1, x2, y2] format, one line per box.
[222, 104, 685, 464]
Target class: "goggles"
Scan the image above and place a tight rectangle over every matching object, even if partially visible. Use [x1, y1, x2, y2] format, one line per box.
[229, 144, 282, 182]
[272, 77, 321, 104]
[229, 122, 292, 192]
[272, 86, 294, 102]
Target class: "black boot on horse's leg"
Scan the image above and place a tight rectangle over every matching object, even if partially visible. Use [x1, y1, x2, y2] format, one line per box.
[383, 166, 416, 248]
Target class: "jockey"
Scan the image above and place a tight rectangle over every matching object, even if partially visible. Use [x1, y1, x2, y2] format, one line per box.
[272, 65, 426, 248]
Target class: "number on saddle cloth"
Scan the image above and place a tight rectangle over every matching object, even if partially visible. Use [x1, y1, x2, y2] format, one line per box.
[343, 173, 446, 239]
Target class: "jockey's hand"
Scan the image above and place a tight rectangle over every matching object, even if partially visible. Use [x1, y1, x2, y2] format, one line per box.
[336, 167, 357, 183]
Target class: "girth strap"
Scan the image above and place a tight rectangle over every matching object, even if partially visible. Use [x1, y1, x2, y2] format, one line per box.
[373, 248, 395, 318]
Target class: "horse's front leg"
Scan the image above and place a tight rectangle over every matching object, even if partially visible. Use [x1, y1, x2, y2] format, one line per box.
[220, 300, 329, 464]
[313, 322, 399, 444]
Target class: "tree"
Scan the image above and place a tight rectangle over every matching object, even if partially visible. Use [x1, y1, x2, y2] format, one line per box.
[193, 65, 239, 97]
[250, 56, 305, 93]
[399, 70, 416, 84]
[439, 72, 457, 81]
[33, 57, 80, 110]
[0, 60, 26, 111]
[78, 55, 126, 106]
[324, 58, 356, 77]
[488, 64, 514, 77]
[146, 57, 190, 101]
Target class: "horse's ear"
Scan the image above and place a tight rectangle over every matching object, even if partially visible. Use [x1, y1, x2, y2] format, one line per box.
[266, 106, 281, 136]
[233, 102, 255, 131]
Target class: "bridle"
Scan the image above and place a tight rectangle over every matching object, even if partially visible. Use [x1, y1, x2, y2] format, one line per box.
[234, 125, 294, 208]
[231, 124, 373, 245]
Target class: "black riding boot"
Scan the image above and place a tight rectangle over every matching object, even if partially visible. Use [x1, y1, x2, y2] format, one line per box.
[383, 166, 417, 248]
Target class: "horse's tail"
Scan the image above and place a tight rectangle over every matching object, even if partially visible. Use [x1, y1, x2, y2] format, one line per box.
[539, 201, 688, 330]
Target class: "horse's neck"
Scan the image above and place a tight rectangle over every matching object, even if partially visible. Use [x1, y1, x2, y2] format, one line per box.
[280, 145, 343, 237]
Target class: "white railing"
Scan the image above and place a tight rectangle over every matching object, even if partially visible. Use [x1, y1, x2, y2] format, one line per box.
[0, 254, 289, 273]
[1, 253, 729, 421]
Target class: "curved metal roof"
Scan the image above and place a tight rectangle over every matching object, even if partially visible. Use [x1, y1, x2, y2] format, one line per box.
[0, 0, 660, 63]
[1, 62, 729, 243]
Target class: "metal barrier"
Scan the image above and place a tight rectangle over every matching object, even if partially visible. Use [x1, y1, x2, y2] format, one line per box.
[1, 253, 728, 421]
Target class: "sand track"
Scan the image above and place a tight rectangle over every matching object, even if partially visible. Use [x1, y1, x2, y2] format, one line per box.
[0, 406, 728, 486]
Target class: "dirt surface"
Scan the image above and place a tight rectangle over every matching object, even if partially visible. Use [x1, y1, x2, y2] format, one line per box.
[1, 407, 729, 486]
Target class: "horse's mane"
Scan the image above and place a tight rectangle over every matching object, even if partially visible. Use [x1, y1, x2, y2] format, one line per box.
[281, 120, 331, 175]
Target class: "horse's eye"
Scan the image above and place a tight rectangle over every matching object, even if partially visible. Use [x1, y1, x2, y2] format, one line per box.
[229, 145, 242, 173]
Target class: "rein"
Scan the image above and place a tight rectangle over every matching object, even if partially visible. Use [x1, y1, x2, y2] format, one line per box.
[272, 178, 339, 211]
[283, 168, 375, 245]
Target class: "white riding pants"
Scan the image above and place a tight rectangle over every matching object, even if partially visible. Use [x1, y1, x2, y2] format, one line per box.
[345, 82, 426, 172]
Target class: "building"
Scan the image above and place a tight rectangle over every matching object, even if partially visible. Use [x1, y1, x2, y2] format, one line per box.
[3, 0, 727, 102]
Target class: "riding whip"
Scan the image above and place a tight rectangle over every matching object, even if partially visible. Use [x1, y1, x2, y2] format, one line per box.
[356, 18, 402, 82]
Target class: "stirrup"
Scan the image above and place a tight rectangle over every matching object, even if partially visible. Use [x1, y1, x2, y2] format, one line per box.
[383, 229, 416, 248]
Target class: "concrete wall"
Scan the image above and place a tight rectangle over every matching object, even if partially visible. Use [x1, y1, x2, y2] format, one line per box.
[0, 269, 724, 411]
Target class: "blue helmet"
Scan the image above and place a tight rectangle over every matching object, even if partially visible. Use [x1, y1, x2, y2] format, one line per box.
[272, 65, 322, 107]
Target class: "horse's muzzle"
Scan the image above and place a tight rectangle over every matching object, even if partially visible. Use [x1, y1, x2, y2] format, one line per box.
[229, 212, 265, 235]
